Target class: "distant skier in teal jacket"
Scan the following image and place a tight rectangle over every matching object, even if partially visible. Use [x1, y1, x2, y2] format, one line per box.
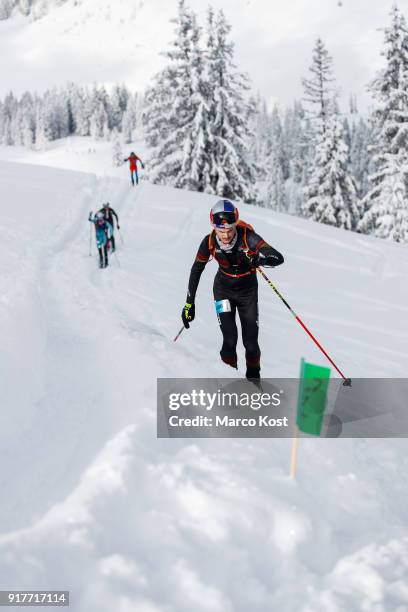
[89, 211, 113, 268]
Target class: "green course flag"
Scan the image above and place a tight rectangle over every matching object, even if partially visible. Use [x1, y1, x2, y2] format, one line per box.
[296, 358, 331, 436]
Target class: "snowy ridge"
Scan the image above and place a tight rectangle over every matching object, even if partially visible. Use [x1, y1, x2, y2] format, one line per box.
[1, 160, 408, 610]
[0, 0, 170, 97]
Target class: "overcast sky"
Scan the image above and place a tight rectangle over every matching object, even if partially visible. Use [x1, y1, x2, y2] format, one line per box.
[189, 0, 408, 112]
[1, 0, 408, 112]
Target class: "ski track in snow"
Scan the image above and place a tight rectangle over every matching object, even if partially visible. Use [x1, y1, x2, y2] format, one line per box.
[1, 161, 408, 611]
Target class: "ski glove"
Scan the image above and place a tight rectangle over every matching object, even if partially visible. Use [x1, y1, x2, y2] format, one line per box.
[262, 255, 281, 267]
[181, 303, 195, 329]
[117, 224, 120, 230]
[142, 163, 145, 170]
[251, 254, 279, 268]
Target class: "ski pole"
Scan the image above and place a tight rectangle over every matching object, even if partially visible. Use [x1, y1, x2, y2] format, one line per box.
[257, 267, 351, 386]
[173, 326, 185, 342]
[113, 250, 121, 268]
[119, 229, 124, 246]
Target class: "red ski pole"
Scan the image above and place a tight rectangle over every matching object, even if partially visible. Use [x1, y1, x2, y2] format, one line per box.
[173, 326, 185, 342]
[257, 267, 351, 386]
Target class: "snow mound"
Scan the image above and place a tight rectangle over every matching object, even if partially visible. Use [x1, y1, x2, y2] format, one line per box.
[1, 159, 408, 611]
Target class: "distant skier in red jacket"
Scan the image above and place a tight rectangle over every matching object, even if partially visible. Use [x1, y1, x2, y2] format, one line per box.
[124, 152, 145, 186]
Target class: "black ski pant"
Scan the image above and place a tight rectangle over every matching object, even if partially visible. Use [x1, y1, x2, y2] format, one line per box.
[98, 244, 108, 266]
[213, 272, 260, 369]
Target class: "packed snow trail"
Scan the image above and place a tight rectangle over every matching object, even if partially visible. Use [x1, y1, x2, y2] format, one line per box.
[1, 161, 408, 611]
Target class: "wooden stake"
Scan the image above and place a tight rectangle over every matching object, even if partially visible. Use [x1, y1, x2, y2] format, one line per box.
[290, 426, 300, 479]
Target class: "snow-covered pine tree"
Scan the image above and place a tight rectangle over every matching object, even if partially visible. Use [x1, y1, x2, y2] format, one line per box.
[0, 0, 13, 19]
[342, 116, 352, 150]
[266, 155, 287, 212]
[41, 89, 59, 141]
[10, 106, 23, 145]
[205, 7, 256, 201]
[108, 86, 124, 132]
[302, 37, 336, 137]
[22, 114, 34, 148]
[133, 92, 144, 135]
[143, 0, 212, 191]
[34, 102, 48, 150]
[349, 115, 373, 199]
[282, 100, 308, 214]
[111, 129, 123, 167]
[247, 94, 271, 182]
[1, 92, 18, 144]
[176, 7, 212, 192]
[0, 83, 135, 148]
[0, 100, 4, 142]
[18, 0, 32, 15]
[265, 106, 288, 211]
[121, 105, 134, 144]
[77, 88, 92, 137]
[117, 89, 135, 144]
[246, 95, 273, 206]
[32, 0, 48, 19]
[143, 3, 255, 200]
[358, 4, 408, 242]
[0, 0, 71, 20]
[301, 39, 338, 205]
[90, 100, 108, 140]
[303, 112, 360, 229]
[283, 102, 301, 184]
[20, 92, 36, 147]
[2, 117, 13, 145]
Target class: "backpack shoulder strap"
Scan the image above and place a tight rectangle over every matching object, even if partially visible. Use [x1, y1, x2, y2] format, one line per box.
[208, 230, 216, 258]
[237, 220, 256, 255]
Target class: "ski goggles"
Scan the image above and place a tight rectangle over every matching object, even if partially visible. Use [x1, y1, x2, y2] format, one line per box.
[210, 201, 239, 227]
[211, 213, 238, 229]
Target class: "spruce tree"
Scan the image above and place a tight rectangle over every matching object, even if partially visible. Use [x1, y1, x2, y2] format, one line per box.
[358, 5, 408, 242]
[302, 37, 335, 137]
[121, 105, 134, 144]
[0, 0, 13, 19]
[143, 0, 207, 187]
[303, 113, 360, 229]
[247, 93, 271, 184]
[205, 8, 255, 201]
[111, 129, 123, 167]
[176, 8, 212, 192]
[266, 106, 288, 211]
[19, 0, 32, 16]
[349, 116, 373, 199]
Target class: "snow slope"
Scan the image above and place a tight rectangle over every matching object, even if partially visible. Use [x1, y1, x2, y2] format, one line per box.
[0, 136, 147, 179]
[0, 0, 167, 97]
[1, 159, 408, 611]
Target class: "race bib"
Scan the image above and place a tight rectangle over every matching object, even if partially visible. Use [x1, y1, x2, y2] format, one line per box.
[215, 299, 232, 314]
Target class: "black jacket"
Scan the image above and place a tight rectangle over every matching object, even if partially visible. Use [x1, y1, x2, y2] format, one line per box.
[98, 207, 119, 230]
[187, 222, 284, 302]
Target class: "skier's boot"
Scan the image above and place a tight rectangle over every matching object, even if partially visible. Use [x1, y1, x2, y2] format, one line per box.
[221, 353, 238, 371]
[246, 365, 262, 389]
[246, 365, 260, 380]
